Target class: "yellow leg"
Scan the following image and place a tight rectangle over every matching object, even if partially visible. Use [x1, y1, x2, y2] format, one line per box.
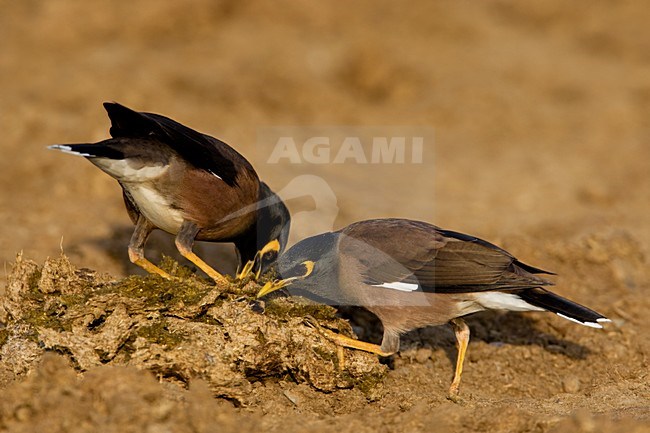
[448, 318, 470, 398]
[129, 252, 173, 279]
[320, 330, 394, 356]
[175, 221, 229, 286]
[128, 216, 173, 279]
[181, 251, 228, 285]
[178, 248, 229, 286]
[336, 345, 346, 369]
[304, 315, 394, 369]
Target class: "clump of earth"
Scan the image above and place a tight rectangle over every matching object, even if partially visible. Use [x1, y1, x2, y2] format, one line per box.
[0, 254, 386, 406]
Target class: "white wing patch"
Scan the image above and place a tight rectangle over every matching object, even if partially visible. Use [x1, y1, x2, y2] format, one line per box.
[48, 145, 94, 157]
[372, 282, 420, 292]
[209, 170, 223, 180]
[476, 292, 545, 312]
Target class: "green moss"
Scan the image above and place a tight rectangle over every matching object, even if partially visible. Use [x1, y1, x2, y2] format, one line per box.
[355, 371, 386, 398]
[24, 273, 45, 303]
[103, 272, 212, 308]
[23, 312, 67, 332]
[23, 289, 93, 333]
[135, 320, 186, 348]
[23, 302, 71, 333]
[313, 345, 340, 366]
[158, 255, 199, 279]
[340, 368, 387, 399]
[59, 293, 90, 308]
[72, 257, 227, 311]
[264, 297, 339, 321]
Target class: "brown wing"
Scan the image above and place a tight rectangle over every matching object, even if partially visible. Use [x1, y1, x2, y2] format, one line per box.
[104, 102, 246, 186]
[339, 218, 553, 293]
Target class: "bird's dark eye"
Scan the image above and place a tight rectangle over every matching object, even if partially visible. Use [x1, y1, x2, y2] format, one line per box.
[301, 260, 314, 277]
[262, 250, 278, 261]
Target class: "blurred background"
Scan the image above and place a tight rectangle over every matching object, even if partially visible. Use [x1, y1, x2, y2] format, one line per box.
[1, 0, 648, 281]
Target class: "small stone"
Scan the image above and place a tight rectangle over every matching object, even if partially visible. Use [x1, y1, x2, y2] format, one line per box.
[283, 390, 300, 406]
[562, 376, 581, 393]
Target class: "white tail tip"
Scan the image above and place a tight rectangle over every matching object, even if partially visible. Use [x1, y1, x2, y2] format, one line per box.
[556, 313, 609, 329]
[48, 145, 93, 157]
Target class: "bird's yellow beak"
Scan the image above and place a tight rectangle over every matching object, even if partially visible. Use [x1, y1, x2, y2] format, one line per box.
[256, 260, 315, 298]
[236, 239, 282, 281]
[257, 277, 295, 298]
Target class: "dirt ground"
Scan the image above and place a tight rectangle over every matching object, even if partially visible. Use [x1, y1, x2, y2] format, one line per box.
[1, 1, 649, 432]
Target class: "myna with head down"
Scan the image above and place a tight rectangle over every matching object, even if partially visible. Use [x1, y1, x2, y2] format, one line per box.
[50, 102, 290, 284]
[258, 218, 610, 397]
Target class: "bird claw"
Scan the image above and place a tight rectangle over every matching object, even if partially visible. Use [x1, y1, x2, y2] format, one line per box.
[446, 392, 468, 405]
[302, 315, 322, 331]
[303, 315, 335, 336]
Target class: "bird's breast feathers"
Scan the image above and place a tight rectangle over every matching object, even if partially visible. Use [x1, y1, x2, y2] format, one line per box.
[124, 183, 184, 234]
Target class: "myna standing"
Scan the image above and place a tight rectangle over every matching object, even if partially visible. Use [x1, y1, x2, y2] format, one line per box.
[258, 218, 609, 397]
[50, 102, 290, 284]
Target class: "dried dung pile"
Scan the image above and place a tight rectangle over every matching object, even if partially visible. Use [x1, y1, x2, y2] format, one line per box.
[0, 255, 386, 404]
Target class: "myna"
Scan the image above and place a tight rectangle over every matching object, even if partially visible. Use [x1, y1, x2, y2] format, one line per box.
[49, 102, 290, 284]
[258, 218, 609, 397]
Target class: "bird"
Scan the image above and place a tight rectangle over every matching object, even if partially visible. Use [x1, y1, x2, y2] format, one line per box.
[49, 102, 290, 284]
[257, 218, 610, 397]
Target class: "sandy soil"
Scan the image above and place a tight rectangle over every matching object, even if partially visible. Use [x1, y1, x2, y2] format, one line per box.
[1, 0, 648, 431]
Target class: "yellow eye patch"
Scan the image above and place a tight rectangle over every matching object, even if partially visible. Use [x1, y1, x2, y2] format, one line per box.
[302, 260, 315, 277]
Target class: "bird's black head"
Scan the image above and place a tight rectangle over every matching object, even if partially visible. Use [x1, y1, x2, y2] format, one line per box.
[257, 231, 340, 299]
[254, 182, 291, 274]
[257, 182, 291, 262]
[235, 182, 291, 279]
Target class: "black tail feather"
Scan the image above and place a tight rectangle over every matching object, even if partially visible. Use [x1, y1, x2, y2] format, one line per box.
[103, 102, 163, 138]
[519, 288, 609, 328]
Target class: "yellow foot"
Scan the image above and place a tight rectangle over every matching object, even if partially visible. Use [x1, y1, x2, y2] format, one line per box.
[177, 250, 229, 286]
[304, 316, 394, 360]
[132, 258, 173, 280]
[446, 391, 468, 405]
[336, 345, 346, 370]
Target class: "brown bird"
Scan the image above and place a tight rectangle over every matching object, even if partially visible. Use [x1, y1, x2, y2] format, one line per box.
[49, 102, 290, 284]
[258, 218, 609, 397]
